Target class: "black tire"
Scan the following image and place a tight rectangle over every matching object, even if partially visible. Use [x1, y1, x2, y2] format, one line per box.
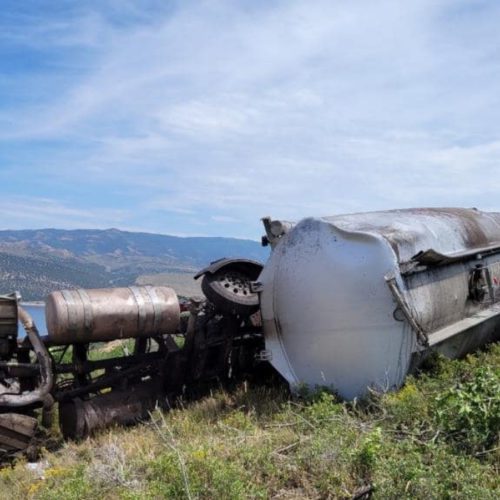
[201, 267, 259, 316]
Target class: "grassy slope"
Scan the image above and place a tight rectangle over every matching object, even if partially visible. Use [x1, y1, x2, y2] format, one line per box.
[0, 251, 111, 301]
[1, 344, 499, 499]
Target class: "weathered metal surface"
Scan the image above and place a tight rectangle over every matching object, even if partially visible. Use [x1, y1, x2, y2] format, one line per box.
[59, 381, 161, 439]
[323, 207, 500, 263]
[0, 294, 18, 338]
[259, 208, 500, 399]
[0, 293, 19, 359]
[45, 286, 180, 343]
[0, 413, 37, 454]
[193, 258, 263, 280]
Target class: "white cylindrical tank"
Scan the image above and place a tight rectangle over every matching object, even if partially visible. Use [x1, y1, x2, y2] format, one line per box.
[259, 208, 500, 399]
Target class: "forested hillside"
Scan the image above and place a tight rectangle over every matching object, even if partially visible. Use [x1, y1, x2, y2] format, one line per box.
[0, 229, 267, 300]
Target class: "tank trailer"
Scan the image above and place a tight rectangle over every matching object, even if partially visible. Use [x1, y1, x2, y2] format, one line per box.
[1, 207, 500, 458]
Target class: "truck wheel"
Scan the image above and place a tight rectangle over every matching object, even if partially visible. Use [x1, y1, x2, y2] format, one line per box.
[201, 267, 259, 316]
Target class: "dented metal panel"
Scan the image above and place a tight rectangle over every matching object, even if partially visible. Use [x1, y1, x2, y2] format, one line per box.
[260, 208, 500, 399]
[0, 414, 37, 455]
[259, 217, 414, 399]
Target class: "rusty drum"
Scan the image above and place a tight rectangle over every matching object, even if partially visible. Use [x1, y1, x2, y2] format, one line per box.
[46, 286, 180, 343]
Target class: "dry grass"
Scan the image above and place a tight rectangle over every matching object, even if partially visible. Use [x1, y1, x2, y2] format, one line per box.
[0, 345, 498, 499]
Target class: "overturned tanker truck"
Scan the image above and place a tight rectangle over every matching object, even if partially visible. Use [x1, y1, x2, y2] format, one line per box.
[1, 207, 500, 458]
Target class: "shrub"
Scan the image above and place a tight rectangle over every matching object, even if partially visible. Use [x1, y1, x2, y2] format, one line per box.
[435, 366, 500, 453]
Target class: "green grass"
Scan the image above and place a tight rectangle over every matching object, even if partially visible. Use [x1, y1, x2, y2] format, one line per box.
[1, 344, 499, 499]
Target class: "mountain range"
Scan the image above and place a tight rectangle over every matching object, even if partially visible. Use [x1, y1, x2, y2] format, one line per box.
[0, 228, 269, 300]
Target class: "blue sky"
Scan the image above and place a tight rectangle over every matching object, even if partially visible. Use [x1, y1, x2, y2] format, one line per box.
[1, 0, 500, 239]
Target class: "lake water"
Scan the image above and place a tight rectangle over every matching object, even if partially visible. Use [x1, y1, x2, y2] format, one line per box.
[19, 304, 47, 337]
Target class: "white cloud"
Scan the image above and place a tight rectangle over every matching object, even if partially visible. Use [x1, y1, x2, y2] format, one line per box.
[1, 0, 500, 236]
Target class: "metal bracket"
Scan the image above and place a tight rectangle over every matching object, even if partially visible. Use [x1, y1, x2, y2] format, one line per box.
[386, 276, 428, 346]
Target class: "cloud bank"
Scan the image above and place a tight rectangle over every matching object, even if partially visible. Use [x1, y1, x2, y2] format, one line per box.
[1, 0, 500, 238]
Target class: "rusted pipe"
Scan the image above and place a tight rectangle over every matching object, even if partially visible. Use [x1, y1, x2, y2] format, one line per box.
[0, 307, 54, 408]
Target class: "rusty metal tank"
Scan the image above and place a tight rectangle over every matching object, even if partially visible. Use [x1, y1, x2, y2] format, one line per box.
[0, 293, 19, 359]
[259, 208, 500, 399]
[45, 286, 180, 343]
[0, 293, 18, 337]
